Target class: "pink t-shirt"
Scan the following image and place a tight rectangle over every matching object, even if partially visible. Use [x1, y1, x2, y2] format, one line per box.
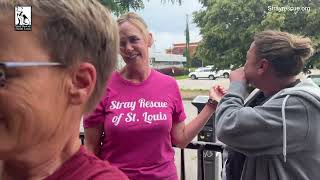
[45, 146, 128, 180]
[84, 69, 186, 180]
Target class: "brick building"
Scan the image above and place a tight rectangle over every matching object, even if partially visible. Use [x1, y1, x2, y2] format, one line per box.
[166, 42, 198, 57]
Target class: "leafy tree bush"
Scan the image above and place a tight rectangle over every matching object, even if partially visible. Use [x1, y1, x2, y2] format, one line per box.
[194, 0, 320, 70]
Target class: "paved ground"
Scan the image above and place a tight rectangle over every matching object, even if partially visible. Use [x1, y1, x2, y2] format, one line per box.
[175, 101, 222, 180]
[174, 101, 198, 180]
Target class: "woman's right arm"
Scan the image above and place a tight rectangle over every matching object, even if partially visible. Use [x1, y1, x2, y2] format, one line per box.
[84, 125, 103, 156]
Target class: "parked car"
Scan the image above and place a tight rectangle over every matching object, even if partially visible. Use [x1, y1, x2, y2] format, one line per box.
[206, 65, 231, 78]
[188, 67, 231, 80]
[307, 74, 320, 87]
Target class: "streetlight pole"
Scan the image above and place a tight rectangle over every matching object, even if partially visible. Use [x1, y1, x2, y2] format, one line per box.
[185, 14, 190, 68]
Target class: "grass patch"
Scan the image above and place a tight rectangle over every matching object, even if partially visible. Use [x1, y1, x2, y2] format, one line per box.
[180, 89, 208, 100]
[174, 75, 189, 80]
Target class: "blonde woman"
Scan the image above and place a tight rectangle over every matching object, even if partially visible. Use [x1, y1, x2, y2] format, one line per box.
[84, 12, 221, 180]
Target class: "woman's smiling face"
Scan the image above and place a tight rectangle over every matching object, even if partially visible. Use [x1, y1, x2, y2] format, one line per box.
[119, 21, 152, 66]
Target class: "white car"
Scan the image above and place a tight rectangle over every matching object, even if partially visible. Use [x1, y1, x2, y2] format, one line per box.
[188, 67, 230, 80]
[307, 74, 320, 87]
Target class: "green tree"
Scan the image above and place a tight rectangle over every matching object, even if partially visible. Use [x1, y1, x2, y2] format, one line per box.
[194, 0, 320, 70]
[99, 0, 182, 16]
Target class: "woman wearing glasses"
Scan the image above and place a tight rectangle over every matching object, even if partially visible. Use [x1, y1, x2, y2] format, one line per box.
[0, 0, 128, 179]
[84, 12, 224, 180]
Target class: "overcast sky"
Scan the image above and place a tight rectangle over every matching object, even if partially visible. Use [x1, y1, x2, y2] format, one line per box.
[136, 0, 203, 53]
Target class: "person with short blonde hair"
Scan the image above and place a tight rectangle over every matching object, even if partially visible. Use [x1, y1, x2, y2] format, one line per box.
[84, 12, 220, 180]
[212, 30, 320, 180]
[0, 0, 128, 179]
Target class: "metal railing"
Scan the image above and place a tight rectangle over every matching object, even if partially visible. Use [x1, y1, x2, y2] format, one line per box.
[79, 132, 224, 180]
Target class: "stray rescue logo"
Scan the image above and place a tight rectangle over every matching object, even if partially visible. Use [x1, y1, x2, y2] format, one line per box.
[15, 6, 32, 31]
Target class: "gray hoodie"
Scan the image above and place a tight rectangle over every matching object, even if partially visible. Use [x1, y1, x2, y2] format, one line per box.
[216, 79, 320, 180]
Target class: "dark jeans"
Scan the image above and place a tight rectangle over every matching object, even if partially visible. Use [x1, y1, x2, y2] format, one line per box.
[225, 150, 246, 180]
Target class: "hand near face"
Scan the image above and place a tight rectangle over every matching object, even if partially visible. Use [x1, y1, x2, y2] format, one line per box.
[230, 67, 247, 83]
[209, 85, 227, 102]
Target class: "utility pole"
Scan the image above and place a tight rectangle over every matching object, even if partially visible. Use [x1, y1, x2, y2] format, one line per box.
[185, 14, 190, 67]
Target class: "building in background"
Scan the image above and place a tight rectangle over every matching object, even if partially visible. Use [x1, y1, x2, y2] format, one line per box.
[150, 52, 186, 69]
[166, 42, 198, 57]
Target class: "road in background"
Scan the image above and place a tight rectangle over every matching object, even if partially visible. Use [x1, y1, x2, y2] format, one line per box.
[177, 69, 320, 90]
[177, 78, 230, 90]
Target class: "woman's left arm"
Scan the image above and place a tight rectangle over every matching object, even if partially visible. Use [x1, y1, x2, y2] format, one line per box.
[171, 104, 217, 148]
[171, 85, 225, 148]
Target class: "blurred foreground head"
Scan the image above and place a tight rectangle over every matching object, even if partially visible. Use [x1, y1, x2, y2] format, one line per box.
[0, 0, 118, 160]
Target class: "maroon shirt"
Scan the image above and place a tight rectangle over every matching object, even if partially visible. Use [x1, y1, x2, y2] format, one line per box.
[45, 146, 128, 180]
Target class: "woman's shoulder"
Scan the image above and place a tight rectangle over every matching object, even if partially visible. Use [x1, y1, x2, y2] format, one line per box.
[152, 69, 177, 84]
[105, 71, 124, 87]
[109, 71, 120, 81]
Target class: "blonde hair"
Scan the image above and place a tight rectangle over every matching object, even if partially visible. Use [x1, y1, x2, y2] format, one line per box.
[117, 12, 149, 39]
[0, 0, 119, 112]
[254, 30, 314, 77]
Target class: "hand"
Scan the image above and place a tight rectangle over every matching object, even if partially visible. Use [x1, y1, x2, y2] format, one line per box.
[230, 67, 247, 83]
[209, 85, 227, 102]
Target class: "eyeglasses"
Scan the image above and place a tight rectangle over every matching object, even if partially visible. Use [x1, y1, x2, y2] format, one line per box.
[0, 62, 63, 87]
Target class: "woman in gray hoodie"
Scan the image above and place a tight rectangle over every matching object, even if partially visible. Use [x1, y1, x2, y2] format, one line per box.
[213, 30, 320, 180]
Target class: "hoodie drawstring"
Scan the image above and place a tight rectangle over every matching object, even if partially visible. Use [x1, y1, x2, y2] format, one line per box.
[281, 95, 290, 163]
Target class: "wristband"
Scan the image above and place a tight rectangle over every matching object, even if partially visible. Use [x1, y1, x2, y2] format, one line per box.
[207, 98, 218, 107]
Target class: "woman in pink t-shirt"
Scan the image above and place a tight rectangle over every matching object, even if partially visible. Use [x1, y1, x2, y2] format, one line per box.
[0, 1, 127, 180]
[84, 12, 225, 180]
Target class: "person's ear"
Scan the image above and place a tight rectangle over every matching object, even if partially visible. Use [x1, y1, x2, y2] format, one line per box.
[68, 63, 96, 106]
[256, 58, 270, 75]
[147, 32, 153, 48]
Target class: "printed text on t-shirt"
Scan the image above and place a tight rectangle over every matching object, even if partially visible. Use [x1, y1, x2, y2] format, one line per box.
[110, 98, 168, 126]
